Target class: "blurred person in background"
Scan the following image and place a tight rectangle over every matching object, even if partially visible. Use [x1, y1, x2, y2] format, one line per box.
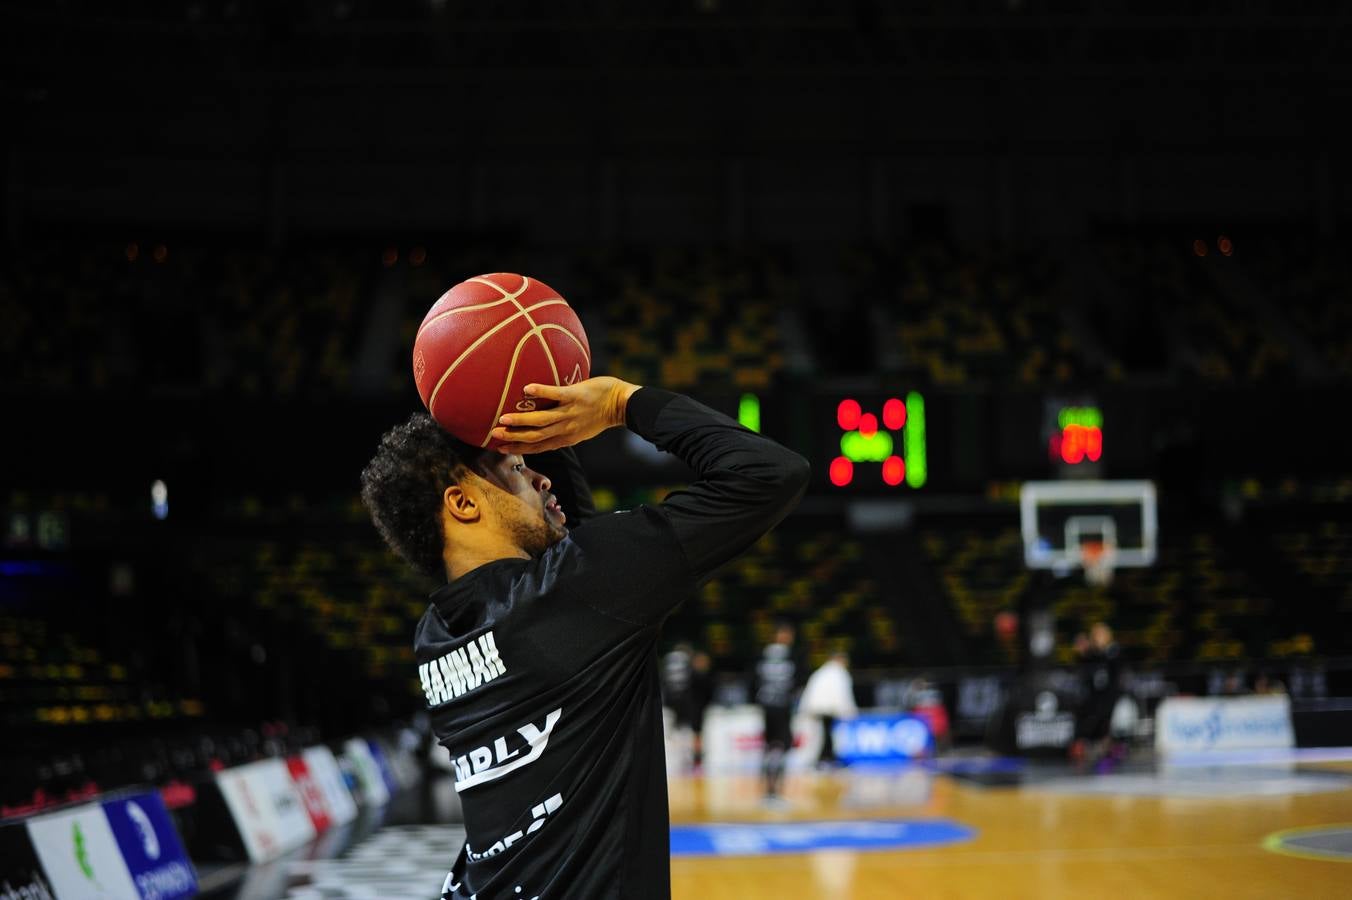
[800, 651, 856, 770]
[688, 650, 714, 773]
[755, 620, 803, 805]
[906, 676, 951, 754]
[661, 642, 694, 720]
[1071, 621, 1124, 769]
[661, 642, 713, 773]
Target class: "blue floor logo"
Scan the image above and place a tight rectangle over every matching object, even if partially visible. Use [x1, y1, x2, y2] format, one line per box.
[669, 819, 975, 857]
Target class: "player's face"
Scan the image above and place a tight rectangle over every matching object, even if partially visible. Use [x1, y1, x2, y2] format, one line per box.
[476, 454, 568, 554]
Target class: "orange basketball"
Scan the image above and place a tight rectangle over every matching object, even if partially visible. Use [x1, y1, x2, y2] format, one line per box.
[412, 273, 590, 450]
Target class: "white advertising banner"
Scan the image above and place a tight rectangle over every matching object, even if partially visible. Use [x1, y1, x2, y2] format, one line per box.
[26, 804, 141, 900]
[255, 759, 317, 853]
[696, 705, 821, 772]
[216, 763, 285, 863]
[302, 745, 359, 826]
[1155, 695, 1295, 755]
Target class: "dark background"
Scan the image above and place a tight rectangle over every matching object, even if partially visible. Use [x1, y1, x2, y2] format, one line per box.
[2, 0, 1350, 805]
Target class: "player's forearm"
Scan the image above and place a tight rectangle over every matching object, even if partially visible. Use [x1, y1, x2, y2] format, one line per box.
[626, 387, 810, 579]
[626, 388, 808, 491]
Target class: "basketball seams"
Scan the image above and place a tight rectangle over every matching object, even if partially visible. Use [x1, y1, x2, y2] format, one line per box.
[415, 296, 515, 340]
[418, 274, 534, 338]
[468, 274, 565, 383]
[425, 299, 569, 415]
[487, 275, 562, 386]
[476, 326, 589, 446]
[536, 324, 591, 367]
[480, 330, 539, 448]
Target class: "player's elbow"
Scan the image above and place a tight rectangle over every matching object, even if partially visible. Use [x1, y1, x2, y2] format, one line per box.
[773, 451, 812, 498]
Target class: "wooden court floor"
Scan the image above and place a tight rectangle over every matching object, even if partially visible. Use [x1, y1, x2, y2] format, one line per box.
[667, 762, 1352, 899]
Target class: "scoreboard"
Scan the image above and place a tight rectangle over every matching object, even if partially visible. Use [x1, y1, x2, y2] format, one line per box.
[822, 392, 928, 490]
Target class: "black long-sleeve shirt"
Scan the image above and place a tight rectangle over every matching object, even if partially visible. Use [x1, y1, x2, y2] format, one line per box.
[414, 388, 809, 900]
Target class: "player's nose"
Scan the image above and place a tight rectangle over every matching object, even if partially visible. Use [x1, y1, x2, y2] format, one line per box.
[531, 469, 552, 493]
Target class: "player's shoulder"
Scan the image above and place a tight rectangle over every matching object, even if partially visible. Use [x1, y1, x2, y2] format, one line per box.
[570, 503, 680, 545]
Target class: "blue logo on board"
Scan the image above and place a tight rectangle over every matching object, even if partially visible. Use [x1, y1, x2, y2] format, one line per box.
[833, 714, 934, 763]
[669, 819, 974, 857]
[102, 792, 197, 899]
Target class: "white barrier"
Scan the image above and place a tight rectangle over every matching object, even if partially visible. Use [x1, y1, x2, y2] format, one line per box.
[26, 803, 142, 899]
[1155, 695, 1295, 755]
[687, 705, 822, 772]
[12, 743, 361, 895]
[216, 758, 316, 862]
[302, 745, 359, 826]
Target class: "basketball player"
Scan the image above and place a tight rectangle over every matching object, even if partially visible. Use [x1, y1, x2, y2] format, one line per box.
[360, 376, 809, 899]
[1072, 621, 1123, 769]
[660, 642, 697, 771]
[755, 620, 803, 804]
[687, 649, 714, 772]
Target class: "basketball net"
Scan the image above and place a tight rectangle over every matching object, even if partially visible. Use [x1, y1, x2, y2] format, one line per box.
[1081, 539, 1116, 588]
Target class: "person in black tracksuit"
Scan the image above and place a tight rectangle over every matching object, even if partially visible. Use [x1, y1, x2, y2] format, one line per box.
[1073, 621, 1123, 763]
[687, 650, 714, 771]
[360, 376, 809, 900]
[754, 621, 804, 802]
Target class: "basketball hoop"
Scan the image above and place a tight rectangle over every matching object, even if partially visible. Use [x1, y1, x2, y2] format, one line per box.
[1080, 539, 1116, 587]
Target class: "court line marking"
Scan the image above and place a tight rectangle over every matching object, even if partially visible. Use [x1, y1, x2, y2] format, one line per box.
[725, 842, 1279, 867]
[1262, 822, 1352, 864]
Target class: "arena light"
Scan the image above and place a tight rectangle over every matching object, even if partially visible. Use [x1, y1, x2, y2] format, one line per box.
[738, 393, 761, 433]
[829, 456, 854, 487]
[882, 455, 905, 486]
[1057, 406, 1102, 429]
[837, 398, 861, 431]
[904, 391, 927, 488]
[882, 397, 906, 430]
[151, 480, 168, 520]
[1059, 424, 1103, 465]
[841, 430, 894, 462]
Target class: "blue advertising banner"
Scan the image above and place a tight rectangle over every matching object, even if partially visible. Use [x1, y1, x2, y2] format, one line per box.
[833, 714, 934, 763]
[101, 792, 197, 900]
[669, 819, 974, 857]
[364, 740, 400, 795]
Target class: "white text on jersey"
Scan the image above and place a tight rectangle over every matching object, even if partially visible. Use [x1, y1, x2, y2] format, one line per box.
[419, 630, 508, 706]
[464, 793, 564, 862]
[452, 707, 563, 792]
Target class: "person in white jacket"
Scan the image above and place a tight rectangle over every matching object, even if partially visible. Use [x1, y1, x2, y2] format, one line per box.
[800, 652, 858, 769]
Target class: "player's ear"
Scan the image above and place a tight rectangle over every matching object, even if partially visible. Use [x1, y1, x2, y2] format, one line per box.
[444, 484, 480, 525]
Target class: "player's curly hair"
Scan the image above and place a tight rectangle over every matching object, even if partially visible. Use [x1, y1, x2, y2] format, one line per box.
[360, 412, 487, 580]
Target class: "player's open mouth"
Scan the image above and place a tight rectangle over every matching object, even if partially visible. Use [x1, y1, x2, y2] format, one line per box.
[545, 498, 565, 523]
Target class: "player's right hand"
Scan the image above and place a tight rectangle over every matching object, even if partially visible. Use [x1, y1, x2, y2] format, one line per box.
[489, 376, 641, 454]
